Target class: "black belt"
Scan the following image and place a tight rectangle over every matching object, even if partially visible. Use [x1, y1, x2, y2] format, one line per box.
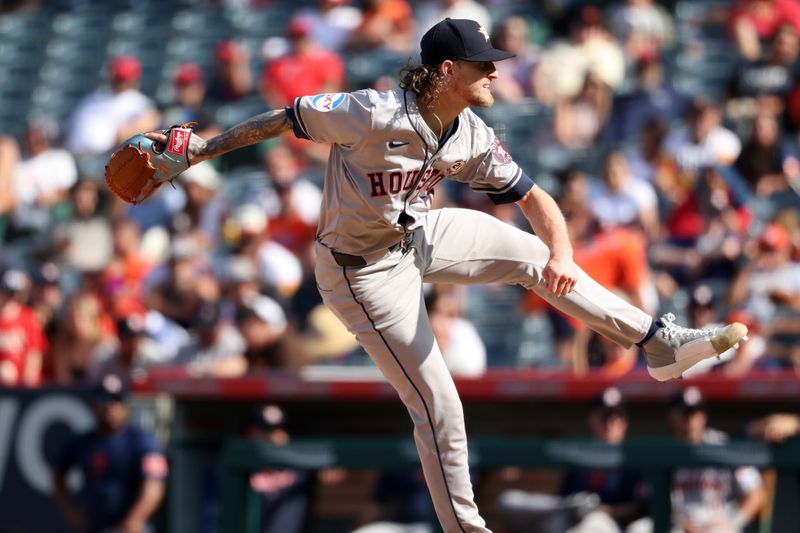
[330, 250, 368, 267]
[330, 234, 413, 267]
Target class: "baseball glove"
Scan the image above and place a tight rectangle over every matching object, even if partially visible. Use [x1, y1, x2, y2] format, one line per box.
[104, 124, 195, 205]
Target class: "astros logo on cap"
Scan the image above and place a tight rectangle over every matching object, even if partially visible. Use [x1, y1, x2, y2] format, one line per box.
[477, 25, 490, 42]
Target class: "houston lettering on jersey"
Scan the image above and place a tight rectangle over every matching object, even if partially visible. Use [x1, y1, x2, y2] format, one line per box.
[366, 167, 446, 197]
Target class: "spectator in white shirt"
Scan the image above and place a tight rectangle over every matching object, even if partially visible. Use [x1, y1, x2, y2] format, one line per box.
[416, 0, 491, 43]
[66, 55, 160, 157]
[9, 120, 77, 236]
[224, 204, 303, 299]
[295, 0, 364, 52]
[590, 151, 659, 239]
[425, 284, 486, 378]
[664, 98, 742, 178]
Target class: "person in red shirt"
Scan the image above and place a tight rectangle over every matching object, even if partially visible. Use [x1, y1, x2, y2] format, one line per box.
[728, 0, 800, 59]
[0, 269, 46, 387]
[259, 15, 346, 108]
[263, 143, 320, 255]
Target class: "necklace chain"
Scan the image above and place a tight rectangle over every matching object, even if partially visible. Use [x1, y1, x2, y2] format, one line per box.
[431, 110, 444, 139]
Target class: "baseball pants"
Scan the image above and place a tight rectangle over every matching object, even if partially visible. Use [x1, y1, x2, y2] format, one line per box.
[314, 208, 653, 533]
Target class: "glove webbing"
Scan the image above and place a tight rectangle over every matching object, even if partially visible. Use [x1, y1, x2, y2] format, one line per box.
[105, 145, 158, 204]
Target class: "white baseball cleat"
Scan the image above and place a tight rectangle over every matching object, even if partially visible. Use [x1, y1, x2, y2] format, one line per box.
[642, 313, 749, 381]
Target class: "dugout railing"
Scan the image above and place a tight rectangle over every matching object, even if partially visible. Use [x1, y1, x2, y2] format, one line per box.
[154, 371, 800, 533]
[219, 436, 800, 533]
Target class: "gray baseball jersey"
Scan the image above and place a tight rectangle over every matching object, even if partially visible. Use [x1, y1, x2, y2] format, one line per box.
[288, 88, 534, 256]
[286, 88, 653, 533]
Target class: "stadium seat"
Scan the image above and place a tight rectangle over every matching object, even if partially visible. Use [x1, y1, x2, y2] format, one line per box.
[344, 50, 408, 88]
[112, 10, 175, 35]
[51, 9, 113, 37]
[171, 8, 230, 39]
[214, 97, 269, 130]
[517, 313, 558, 368]
[225, 5, 293, 38]
[466, 284, 526, 367]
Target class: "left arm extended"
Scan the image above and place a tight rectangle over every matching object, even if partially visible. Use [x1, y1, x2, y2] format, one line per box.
[734, 478, 767, 530]
[516, 185, 578, 297]
[119, 477, 166, 533]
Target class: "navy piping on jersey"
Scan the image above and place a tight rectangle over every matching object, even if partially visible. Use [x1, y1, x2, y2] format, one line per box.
[473, 169, 534, 204]
[471, 167, 523, 193]
[402, 90, 431, 221]
[341, 266, 469, 533]
[286, 103, 311, 140]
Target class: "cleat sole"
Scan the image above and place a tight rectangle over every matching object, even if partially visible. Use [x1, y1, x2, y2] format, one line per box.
[648, 323, 750, 382]
[710, 323, 748, 354]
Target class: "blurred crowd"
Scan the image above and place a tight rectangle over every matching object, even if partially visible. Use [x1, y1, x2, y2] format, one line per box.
[1, 0, 800, 388]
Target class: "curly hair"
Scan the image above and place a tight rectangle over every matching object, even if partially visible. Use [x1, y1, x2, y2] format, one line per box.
[398, 62, 448, 107]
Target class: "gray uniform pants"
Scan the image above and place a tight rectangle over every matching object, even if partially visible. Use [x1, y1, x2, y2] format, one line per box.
[315, 208, 652, 533]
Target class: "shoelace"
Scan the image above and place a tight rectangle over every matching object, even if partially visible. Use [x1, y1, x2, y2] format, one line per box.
[659, 313, 718, 341]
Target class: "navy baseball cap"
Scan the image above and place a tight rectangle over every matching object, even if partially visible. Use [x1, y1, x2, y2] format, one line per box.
[670, 386, 707, 413]
[421, 18, 515, 65]
[92, 374, 129, 403]
[591, 386, 627, 417]
[247, 404, 287, 432]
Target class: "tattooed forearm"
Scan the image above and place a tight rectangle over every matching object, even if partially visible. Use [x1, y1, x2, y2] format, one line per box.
[196, 109, 292, 159]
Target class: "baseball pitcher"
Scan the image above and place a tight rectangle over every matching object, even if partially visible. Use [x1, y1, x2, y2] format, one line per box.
[133, 19, 748, 533]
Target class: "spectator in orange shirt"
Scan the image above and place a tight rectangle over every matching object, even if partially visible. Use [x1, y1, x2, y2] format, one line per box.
[526, 200, 654, 373]
[0, 269, 46, 387]
[102, 219, 154, 318]
[570, 219, 652, 313]
[260, 15, 346, 108]
[347, 0, 415, 53]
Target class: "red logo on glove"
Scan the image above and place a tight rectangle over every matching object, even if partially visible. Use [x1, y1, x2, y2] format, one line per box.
[167, 129, 189, 155]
